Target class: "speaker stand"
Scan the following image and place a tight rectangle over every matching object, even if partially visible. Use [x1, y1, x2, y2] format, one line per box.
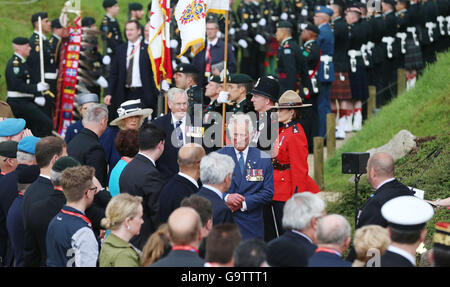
[354, 173, 362, 225]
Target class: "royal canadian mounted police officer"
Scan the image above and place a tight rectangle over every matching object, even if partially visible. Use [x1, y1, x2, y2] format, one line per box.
[313, 5, 335, 138]
[5, 37, 52, 137]
[276, 21, 312, 98]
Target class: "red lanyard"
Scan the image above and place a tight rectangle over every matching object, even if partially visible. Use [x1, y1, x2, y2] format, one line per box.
[315, 247, 341, 256]
[60, 208, 92, 228]
[121, 157, 131, 163]
[18, 191, 25, 197]
[172, 245, 199, 254]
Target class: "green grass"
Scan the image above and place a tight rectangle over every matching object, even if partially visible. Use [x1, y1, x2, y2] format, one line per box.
[324, 51, 450, 249]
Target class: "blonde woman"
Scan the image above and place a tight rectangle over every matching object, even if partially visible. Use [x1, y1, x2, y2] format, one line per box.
[99, 194, 144, 267]
[352, 225, 391, 267]
[141, 224, 171, 266]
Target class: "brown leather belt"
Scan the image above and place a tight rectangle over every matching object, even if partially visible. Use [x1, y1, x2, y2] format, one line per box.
[272, 158, 291, 171]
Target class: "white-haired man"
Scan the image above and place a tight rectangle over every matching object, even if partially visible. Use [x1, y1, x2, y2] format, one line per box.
[267, 192, 326, 266]
[217, 113, 274, 240]
[196, 152, 235, 225]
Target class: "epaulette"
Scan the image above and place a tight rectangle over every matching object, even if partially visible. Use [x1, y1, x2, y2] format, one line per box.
[292, 125, 299, 134]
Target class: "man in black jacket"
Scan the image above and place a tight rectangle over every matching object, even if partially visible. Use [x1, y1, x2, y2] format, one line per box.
[119, 123, 166, 249]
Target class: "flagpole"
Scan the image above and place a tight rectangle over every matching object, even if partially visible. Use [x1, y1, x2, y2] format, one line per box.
[221, 9, 229, 148]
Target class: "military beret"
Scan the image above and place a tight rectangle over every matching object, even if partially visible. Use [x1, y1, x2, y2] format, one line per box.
[31, 12, 48, 25]
[277, 20, 293, 29]
[17, 164, 40, 184]
[175, 63, 200, 74]
[81, 17, 96, 28]
[381, 196, 434, 231]
[129, 2, 143, 11]
[330, 0, 347, 9]
[305, 23, 320, 34]
[52, 156, 81, 173]
[12, 37, 29, 45]
[76, 93, 99, 106]
[382, 0, 396, 6]
[0, 141, 18, 158]
[0, 118, 26, 137]
[103, 0, 118, 9]
[51, 18, 63, 29]
[229, 74, 253, 84]
[209, 75, 222, 84]
[314, 5, 333, 16]
[346, 4, 362, 14]
[18, 136, 40, 155]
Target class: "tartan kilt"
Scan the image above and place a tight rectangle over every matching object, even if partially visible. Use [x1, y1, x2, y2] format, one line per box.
[404, 38, 424, 70]
[349, 67, 369, 101]
[330, 72, 352, 100]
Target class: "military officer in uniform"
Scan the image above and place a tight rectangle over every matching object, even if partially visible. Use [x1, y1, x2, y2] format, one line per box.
[203, 75, 225, 153]
[28, 12, 53, 119]
[226, 74, 254, 114]
[276, 21, 312, 97]
[300, 24, 321, 153]
[314, 6, 335, 138]
[5, 37, 52, 137]
[100, 0, 124, 73]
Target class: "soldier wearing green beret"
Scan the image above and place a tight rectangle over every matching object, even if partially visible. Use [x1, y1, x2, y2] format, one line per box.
[100, 0, 124, 72]
[226, 74, 254, 114]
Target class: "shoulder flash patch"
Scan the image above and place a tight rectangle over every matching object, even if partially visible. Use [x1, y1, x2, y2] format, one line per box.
[292, 125, 299, 134]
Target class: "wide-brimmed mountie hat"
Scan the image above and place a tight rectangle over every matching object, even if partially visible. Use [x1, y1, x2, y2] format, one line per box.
[251, 75, 280, 103]
[110, 99, 153, 127]
[270, 90, 312, 109]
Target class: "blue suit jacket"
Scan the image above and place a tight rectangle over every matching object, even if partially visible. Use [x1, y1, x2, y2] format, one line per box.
[196, 186, 234, 226]
[217, 146, 274, 240]
[317, 23, 335, 83]
[308, 251, 352, 267]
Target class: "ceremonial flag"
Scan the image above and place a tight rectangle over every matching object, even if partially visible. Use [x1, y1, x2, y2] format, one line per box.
[175, 0, 229, 58]
[148, 0, 173, 90]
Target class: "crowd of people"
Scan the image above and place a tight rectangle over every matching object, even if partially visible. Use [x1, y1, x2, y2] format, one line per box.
[0, 0, 449, 268]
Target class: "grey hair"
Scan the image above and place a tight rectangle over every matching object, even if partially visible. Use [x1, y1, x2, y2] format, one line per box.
[167, 87, 187, 103]
[16, 151, 35, 164]
[227, 113, 255, 137]
[50, 169, 63, 186]
[200, 152, 235, 185]
[317, 214, 351, 245]
[282, 192, 326, 231]
[82, 103, 108, 125]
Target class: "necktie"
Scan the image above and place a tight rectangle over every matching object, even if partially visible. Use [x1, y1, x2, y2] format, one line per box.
[238, 151, 245, 176]
[175, 120, 183, 147]
[126, 44, 135, 87]
[205, 43, 212, 76]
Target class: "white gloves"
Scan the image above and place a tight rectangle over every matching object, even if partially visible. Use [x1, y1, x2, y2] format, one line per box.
[34, 96, 46, 107]
[102, 55, 111, 65]
[170, 39, 179, 49]
[302, 9, 308, 16]
[161, 80, 170, 92]
[37, 82, 49, 92]
[238, 39, 248, 49]
[96, 76, 108, 88]
[217, 91, 229, 104]
[280, 13, 288, 20]
[180, 56, 190, 64]
[229, 28, 235, 35]
[255, 34, 266, 45]
[241, 23, 248, 31]
[258, 18, 267, 26]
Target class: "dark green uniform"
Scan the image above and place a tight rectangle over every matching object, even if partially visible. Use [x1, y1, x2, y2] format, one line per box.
[100, 15, 123, 60]
[186, 85, 204, 120]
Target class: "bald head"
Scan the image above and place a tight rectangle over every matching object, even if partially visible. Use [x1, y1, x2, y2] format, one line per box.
[317, 214, 351, 246]
[177, 143, 205, 168]
[168, 207, 202, 246]
[367, 152, 395, 178]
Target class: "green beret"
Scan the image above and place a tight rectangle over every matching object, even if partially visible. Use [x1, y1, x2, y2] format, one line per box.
[305, 24, 320, 35]
[12, 37, 29, 45]
[129, 2, 143, 11]
[209, 75, 222, 84]
[175, 63, 200, 74]
[31, 12, 48, 25]
[0, 141, 18, 158]
[103, 0, 118, 9]
[277, 21, 293, 29]
[52, 156, 81, 173]
[229, 74, 253, 84]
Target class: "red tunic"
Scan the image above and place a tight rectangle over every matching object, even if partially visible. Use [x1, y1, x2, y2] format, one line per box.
[272, 121, 320, 202]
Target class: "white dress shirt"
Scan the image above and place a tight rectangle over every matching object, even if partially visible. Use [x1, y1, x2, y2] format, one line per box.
[233, 146, 249, 165]
[178, 172, 199, 189]
[376, 177, 396, 190]
[387, 245, 416, 266]
[203, 184, 223, 200]
[138, 152, 156, 167]
[171, 113, 187, 145]
[126, 39, 142, 88]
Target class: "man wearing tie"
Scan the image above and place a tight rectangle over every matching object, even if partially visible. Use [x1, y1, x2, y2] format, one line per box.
[217, 113, 274, 240]
[105, 20, 158, 121]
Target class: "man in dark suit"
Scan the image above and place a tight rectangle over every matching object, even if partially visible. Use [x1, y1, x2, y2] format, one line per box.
[308, 214, 353, 267]
[197, 152, 235, 226]
[159, 143, 205, 223]
[217, 114, 274, 240]
[152, 88, 194, 181]
[371, 196, 434, 267]
[150, 207, 205, 267]
[67, 104, 108, 187]
[119, 123, 166, 249]
[104, 20, 158, 121]
[267, 192, 326, 267]
[192, 18, 237, 87]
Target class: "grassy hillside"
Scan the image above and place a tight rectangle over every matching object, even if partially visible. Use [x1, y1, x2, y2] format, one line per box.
[0, 0, 145, 100]
[325, 51, 450, 248]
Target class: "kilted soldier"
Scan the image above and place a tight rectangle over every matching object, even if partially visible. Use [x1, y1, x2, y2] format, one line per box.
[404, 0, 424, 90]
[330, 0, 353, 139]
[5, 37, 52, 137]
[346, 5, 369, 132]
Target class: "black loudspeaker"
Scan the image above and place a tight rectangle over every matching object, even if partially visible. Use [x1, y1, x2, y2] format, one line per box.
[342, 152, 370, 175]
